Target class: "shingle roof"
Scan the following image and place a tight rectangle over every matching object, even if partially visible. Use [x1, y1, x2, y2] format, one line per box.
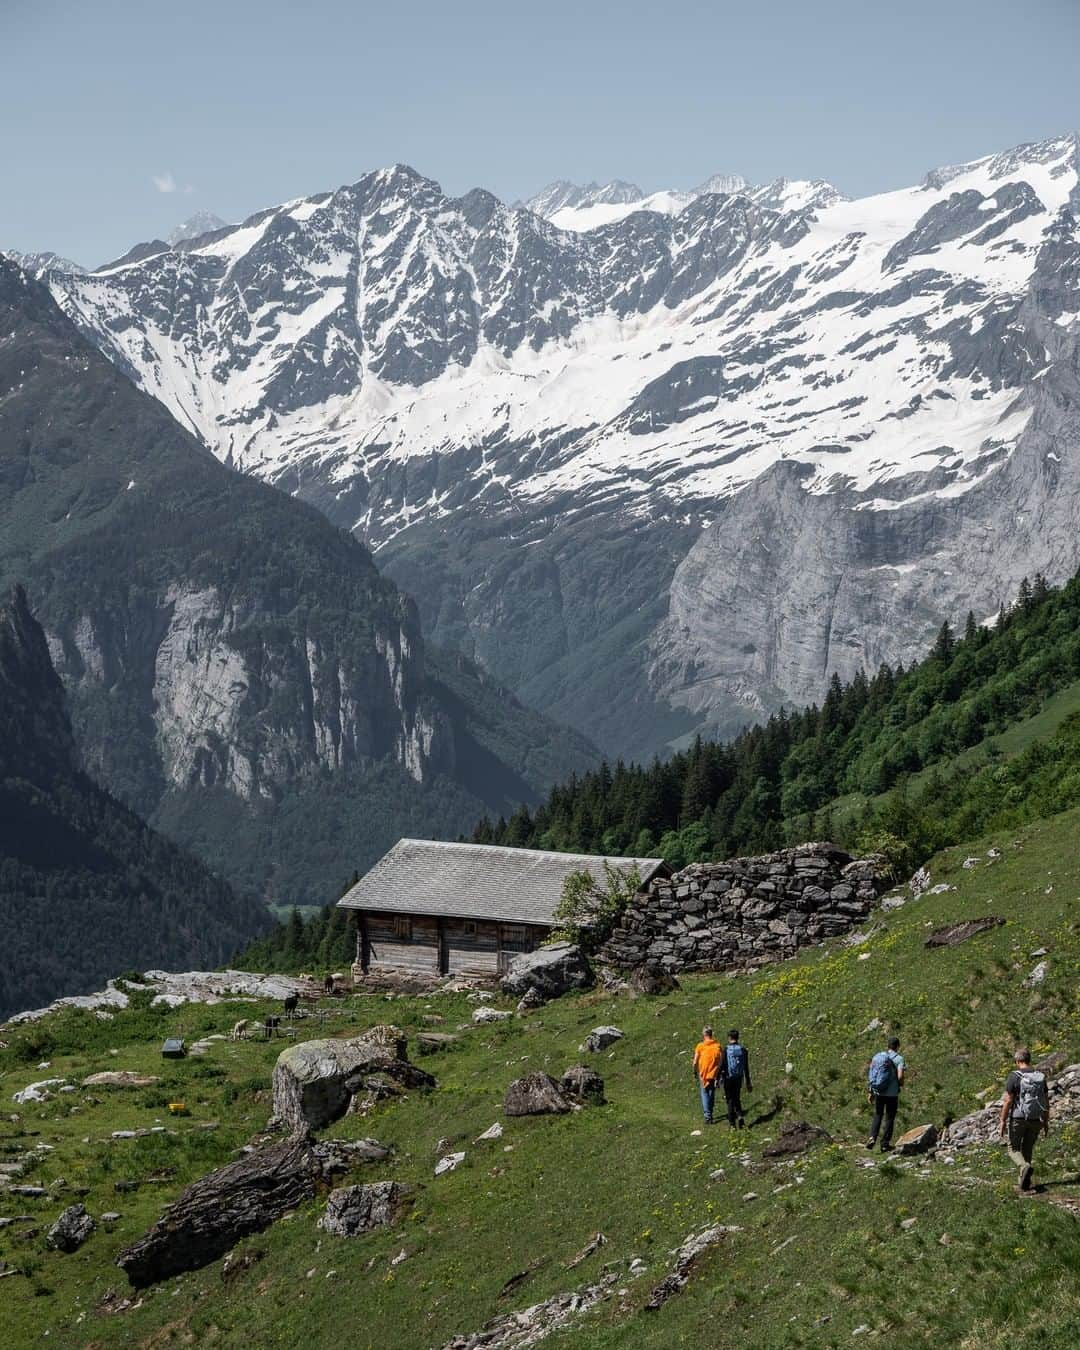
[337, 839, 667, 927]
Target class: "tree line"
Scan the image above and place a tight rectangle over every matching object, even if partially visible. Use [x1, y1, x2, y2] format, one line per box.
[472, 572, 1080, 870]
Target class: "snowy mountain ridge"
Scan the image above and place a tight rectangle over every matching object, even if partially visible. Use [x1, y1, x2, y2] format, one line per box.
[42, 131, 1080, 755]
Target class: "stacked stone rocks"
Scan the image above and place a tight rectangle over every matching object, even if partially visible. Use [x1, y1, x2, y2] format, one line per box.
[599, 843, 886, 973]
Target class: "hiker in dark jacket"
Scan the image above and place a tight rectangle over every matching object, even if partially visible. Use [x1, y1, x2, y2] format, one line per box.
[866, 1036, 905, 1151]
[999, 1047, 1050, 1192]
[722, 1029, 752, 1127]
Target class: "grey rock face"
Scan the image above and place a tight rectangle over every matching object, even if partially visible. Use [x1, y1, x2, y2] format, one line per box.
[503, 1071, 572, 1117]
[560, 1065, 606, 1105]
[270, 1029, 432, 1132]
[46, 1204, 95, 1252]
[318, 1181, 412, 1237]
[500, 942, 594, 1000]
[580, 1026, 623, 1053]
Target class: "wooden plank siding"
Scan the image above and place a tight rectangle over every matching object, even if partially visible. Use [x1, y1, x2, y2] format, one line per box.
[364, 914, 440, 974]
[359, 911, 550, 978]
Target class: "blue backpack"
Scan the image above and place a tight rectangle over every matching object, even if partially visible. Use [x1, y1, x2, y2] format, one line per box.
[868, 1051, 898, 1093]
[725, 1044, 747, 1079]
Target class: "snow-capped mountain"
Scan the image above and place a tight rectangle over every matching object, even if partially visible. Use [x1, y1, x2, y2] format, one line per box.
[167, 211, 228, 246]
[47, 133, 1080, 757]
[523, 172, 842, 231]
[3, 249, 86, 277]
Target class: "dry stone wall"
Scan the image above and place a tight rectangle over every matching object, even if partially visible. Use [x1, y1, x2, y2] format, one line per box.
[599, 843, 887, 973]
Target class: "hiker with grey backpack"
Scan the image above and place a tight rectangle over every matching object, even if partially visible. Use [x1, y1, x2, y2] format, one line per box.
[866, 1037, 905, 1151]
[999, 1047, 1050, 1192]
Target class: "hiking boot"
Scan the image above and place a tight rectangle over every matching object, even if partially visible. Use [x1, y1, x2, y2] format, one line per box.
[737, 1116, 746, 1130]
[865, 1138, 877, 1150]
[1020, 1165, 1033, 1192]
[880, 1142, 894, 1153]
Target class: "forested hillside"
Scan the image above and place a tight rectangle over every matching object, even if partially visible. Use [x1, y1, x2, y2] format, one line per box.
[0, 586, 269, 1018]
[477, 572, 1080, 871]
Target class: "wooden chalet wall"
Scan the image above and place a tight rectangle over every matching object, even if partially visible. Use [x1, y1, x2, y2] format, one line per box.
[360, 913, 549, 978]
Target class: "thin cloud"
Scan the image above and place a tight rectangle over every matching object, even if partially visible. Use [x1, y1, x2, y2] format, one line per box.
[152, 172, 178, 194]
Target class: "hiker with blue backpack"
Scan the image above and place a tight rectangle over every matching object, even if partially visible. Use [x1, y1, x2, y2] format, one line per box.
[866, 1037, 905, 1151]
[998, 1047, 1050, 1192]
[722, 1029, 752, 1128]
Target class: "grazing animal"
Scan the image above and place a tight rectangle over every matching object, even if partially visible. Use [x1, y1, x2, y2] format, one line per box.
[283, 993, 299, 1018]
[230, 1019, 250, 1041]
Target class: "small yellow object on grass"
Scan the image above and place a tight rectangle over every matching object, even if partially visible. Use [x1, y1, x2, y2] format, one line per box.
[168, 1102, 187, 1115]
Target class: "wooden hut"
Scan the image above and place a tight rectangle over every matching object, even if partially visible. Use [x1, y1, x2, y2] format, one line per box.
[337, 839, 667, 979]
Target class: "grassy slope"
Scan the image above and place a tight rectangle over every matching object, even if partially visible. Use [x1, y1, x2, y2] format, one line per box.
[2, 811, 1079, 1348]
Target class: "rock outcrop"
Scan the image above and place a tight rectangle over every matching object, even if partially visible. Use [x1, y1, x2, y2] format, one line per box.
[500, 943, 594, 1001]
[944, 1064, 1080, 1148]
[318, 1181, 412, 1237]
[580, 1026, 623, 1053]
[119, 1135, 319, 1285]
[560, 1066, 606, 1106]
[504, 1072, 572, 1117]
[924, 918, 1006, 948]
[600, 844, 887, 973]
[46, 1204, 95, 1253]
[270, 1029, 434, 1132]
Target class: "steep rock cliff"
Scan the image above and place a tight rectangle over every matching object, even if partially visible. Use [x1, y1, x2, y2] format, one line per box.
[0, 585, 269, 1018]
[0, 259, 597, 901]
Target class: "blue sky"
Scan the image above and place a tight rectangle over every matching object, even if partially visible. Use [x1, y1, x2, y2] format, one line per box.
[4, 0, 1079, 266]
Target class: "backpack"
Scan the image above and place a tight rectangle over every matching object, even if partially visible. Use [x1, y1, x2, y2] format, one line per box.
[1013, 1070, 1049, 1122]
[868, 1051, 898, 1093]
[725, 1044, 747, 1079]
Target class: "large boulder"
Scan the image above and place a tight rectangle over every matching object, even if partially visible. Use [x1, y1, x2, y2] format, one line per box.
[318, 1181, 412, 1237]
[271, 1028, 433, 1132]
[504, 1071, 572, 1116]
[896, 1123, 938, 1156]
[560, 1065, 605, 1105]
[581, 1025, 623, 1053]
[500, 943, 593, 1000]
[46, 1204, 95, 1252]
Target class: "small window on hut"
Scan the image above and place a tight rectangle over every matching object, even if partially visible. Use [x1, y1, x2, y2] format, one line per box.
[394, 916, 412, 942]
[463, 921, 477, 936]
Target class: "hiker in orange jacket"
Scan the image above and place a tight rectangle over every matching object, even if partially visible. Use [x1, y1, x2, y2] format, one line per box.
[693, 1025, 722, 1124]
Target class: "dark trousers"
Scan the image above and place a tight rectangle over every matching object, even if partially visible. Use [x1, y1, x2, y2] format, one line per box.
[869, 1093, 898, 1145]
[723, 1077, 745, 1126]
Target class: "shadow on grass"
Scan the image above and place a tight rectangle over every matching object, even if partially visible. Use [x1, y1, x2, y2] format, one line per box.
[747, 1095, 784, 1128]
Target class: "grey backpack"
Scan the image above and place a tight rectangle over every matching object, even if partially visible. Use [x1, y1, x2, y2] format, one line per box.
[1013, 1070, 1049, 1121]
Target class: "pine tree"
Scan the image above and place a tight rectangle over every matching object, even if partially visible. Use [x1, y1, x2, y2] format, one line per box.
[932, 620, 954, 664]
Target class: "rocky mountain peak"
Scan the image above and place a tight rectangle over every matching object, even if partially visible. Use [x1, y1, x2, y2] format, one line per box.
[167, 211, 228, 246]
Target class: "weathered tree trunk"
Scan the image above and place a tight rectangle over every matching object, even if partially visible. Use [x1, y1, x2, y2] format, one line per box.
[117, 1133, 326, 1286]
